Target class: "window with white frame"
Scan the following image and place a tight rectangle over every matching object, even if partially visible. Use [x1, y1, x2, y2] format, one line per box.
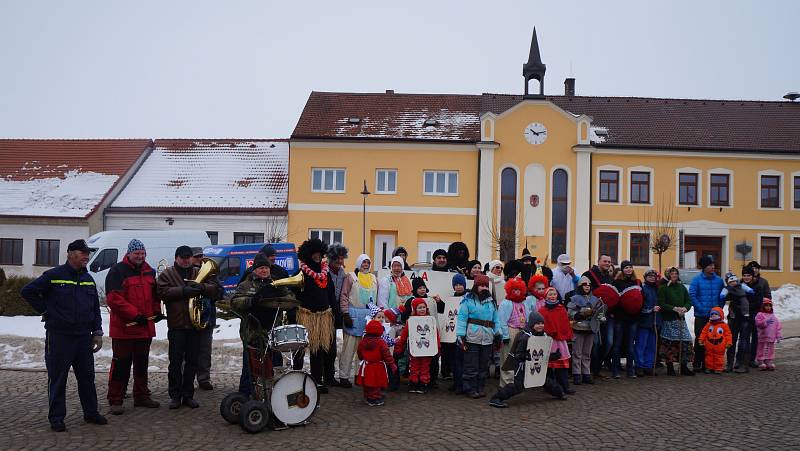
[630, 171, 651, 204]
[793, 175, 800, 209]
[629, 233, 650, 266]
[709, 173, 731, 206]
[599, 170, 620, 203]
[598, 232, 619, 264]
[375, 169, 397, 194]
[678, 173, 699, 206]
[793, 237, 800, 271]
[423, 170, 458, 195]
[312, 168, 345, 193]
[760, 235, 781, 270]
[310, 229, 343, 246]
[760, 174, 781, 209]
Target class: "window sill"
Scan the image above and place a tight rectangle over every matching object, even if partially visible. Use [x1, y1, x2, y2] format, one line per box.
[33, 264, 57, 267]
[423, 192, 459, 197]
[311, 190, 346, 194]
[0, 263, 23, 266]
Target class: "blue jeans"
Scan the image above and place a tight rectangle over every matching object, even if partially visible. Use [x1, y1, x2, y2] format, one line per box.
[634, 326, 657, 369]
[611, 318, 637, 376]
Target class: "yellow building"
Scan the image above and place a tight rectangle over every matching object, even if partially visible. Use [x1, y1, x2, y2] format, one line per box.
[289, 29, 800, 285]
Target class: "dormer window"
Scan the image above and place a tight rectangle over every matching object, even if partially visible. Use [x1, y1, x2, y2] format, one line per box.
[423, 119, 438, 127]
[347, 117, 361, 124]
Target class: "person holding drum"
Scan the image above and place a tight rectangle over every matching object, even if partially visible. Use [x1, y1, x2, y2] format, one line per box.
[338, 254, 378, 388]
[230, 254, 299, 396]
[296, 238, 339, 394]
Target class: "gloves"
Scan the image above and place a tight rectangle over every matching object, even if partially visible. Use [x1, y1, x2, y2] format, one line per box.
[549, 349, 562, 360]
[183, 286, 203, 299]
[456, 337, 467, 352]
[186, 281, 203, 291]
[343, 313, 354, 329]
[153, 313, 167, 323]
[91, 336, 103, 353]
[133, 314, 148, 326]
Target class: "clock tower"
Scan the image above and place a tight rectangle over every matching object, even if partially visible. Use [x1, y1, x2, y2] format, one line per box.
[523, 28, 546, 98]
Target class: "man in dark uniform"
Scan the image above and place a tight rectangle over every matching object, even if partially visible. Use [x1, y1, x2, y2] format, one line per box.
[21, 239, 108, 432]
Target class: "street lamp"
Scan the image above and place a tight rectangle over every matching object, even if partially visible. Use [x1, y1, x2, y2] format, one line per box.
[360, 179, 371, 254]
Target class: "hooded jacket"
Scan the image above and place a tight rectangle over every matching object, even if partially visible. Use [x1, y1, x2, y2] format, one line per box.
[755, 302, 782, 342]
[105, 255, 161, 339]
[356, 320, 397, 388]
[720, 283, 753, 320]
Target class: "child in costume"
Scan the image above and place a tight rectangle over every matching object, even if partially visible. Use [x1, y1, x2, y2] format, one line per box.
[356, 319, 397, 406]
[489, 310, 568, 407]
[755, 299, 782, 370]
[497, 276, 536, 387]
[527, 271, 550, 311]
[698, 307, 732, 374]
[539, 287, 574, 395]
[394, 298, 440, 393]
[456, 275, 501, 398]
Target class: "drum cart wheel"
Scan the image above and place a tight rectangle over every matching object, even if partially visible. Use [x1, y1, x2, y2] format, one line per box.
[239, 400, 270, 433]
[220, 392, 248, 425]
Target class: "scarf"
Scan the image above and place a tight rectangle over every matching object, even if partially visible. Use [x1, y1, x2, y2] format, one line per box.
[393, 273, 412, 297]
[357, 271, 374, 289]
[300, 260, 329, 289]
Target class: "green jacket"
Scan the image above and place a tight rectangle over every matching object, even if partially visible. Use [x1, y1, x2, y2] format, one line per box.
[657, 282, 692, 322]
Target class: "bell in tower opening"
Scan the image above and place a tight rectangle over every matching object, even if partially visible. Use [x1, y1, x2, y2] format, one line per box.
[523, 27, 546, 98]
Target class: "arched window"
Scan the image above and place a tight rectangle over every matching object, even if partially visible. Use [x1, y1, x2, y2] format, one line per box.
[551, 169, 568, 261]
[500, 168, 517, 262]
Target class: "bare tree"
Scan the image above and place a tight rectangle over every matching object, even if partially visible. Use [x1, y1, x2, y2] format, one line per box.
[264, 215, 288, 243]
[481, 218, 520, 262]
[636, 193, 678, 274]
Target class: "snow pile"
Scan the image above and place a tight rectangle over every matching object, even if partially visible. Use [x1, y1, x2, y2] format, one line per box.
[335, 108, 480, 141]
[772, 284, 800, 321]
[589, 126, 608, 144]
[0, 170, 119, 217]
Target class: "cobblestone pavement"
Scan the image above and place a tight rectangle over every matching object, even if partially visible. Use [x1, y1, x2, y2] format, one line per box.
[2, 339, 800, 451]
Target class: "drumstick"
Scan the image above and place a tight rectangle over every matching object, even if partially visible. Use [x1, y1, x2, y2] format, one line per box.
[126, 316, 157, 327]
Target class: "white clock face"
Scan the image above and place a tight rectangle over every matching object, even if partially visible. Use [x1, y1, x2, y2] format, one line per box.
[523, 122, 548, 145]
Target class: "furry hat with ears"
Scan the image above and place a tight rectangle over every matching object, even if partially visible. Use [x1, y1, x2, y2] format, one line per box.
[298, 238, 328, 263]
[325, 243, 349, 261]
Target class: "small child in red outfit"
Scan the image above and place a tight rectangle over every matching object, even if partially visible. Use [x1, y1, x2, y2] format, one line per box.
[698, 307, 732, 374]
[394, 298, 440, 394]
[356, 320, 397, 406]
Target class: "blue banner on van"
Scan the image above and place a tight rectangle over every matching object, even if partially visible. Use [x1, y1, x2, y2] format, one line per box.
[202, 243, 299, 296]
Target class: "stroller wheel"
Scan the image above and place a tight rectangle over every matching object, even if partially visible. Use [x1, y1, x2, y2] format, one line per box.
[220, 392, 248, 425]
[240, 400, 270, 433]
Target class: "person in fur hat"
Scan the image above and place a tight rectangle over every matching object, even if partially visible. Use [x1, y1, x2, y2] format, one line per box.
[447, 242, 471, 276]
[394, 298, 440, 393]
[356, 319, 397, 406]
[296, 238, 338, 393]
[456, 274, 501, 398]
[497, 277, 536, 387]
[754, 299, 782, 370]
[698, 307, 732, 374]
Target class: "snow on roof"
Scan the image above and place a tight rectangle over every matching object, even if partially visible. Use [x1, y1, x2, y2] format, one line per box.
[0, 170, 119, 218]
[110, 140, 288, 211]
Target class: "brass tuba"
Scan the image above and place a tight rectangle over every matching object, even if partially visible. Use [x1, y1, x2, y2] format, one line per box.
[188, 257, 218, 330]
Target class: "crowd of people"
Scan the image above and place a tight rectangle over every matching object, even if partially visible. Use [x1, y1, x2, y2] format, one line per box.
[20, 238, 784, 431]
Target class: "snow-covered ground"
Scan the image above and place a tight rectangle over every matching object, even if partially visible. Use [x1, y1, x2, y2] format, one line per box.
[2, 284, 799, 370]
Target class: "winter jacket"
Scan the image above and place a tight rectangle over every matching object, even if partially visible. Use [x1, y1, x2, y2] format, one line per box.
[638, 282, 662, 328]
[755, 311, 782, 343]
[230, 273, 297, 343]
[157, 264, 221, 330]
[720, 284, 753, 320]
[746, 277, 771, 316]
[566, 292, 603, 333]
[105, 255, 160, 339]
[688, 271, 724, 319]
[657, 281, 692, 322]
[356, 321, 397, 388]
[539, 302, 574, 341]
[497, 296, 536, 339]
[456, 292, 501, 345]
[582, 265, 613, 290]
[551, 266, 579, 300]
[21, 263, 102, 336]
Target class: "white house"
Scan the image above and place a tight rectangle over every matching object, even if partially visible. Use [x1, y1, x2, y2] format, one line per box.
[0, 139, 153, 276]
[105, 139, 289, 245]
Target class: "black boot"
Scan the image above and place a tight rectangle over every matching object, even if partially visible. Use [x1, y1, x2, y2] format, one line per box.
[666, 363, 676, 376]
[558, 369, 575, 394]
[680, 363, 695, 376]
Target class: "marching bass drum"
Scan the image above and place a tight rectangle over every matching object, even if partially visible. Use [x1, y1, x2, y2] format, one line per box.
[270, 371, 318, 426]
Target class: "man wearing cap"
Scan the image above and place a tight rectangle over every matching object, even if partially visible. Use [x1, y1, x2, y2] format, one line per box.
[105, 239, 163, 415]
[688, 255, 724, 370]
[191, 247, 218, 390]
[21, 239, 108, 431]
[238, 244, 290, 286]
[157, 245, 221, 409]
[431, 249, 450, 272]
[551, 254, 579, 301]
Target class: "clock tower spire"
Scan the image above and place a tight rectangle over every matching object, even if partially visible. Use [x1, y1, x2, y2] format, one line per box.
[523, 27, 546, 98]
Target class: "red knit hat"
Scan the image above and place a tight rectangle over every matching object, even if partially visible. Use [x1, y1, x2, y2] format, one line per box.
[410, 298, 429, 315]
[365, 319, 384, 336]
[473, 274, 490, 288]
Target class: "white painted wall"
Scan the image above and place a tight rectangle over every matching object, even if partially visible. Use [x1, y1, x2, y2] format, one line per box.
[0, 223, 90, 277]
[104, 213, 288, 245]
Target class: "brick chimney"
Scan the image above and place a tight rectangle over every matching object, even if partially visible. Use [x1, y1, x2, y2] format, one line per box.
[564, 78, 575, 97]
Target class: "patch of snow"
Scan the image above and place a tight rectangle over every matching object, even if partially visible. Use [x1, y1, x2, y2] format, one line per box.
[0, 170, 119, 217]
[772, 284, 800, 321]
[589, 126, 608, 144]
[334, 109, 479, 140]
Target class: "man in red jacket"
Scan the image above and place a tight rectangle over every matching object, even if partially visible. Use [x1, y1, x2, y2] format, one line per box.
[105, 239, 164, 415]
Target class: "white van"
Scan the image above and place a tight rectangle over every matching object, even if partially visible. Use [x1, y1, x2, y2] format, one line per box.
[86, 230, 212, 298]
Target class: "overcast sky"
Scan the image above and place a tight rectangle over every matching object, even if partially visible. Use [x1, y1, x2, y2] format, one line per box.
[1, 0, 797, 139]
